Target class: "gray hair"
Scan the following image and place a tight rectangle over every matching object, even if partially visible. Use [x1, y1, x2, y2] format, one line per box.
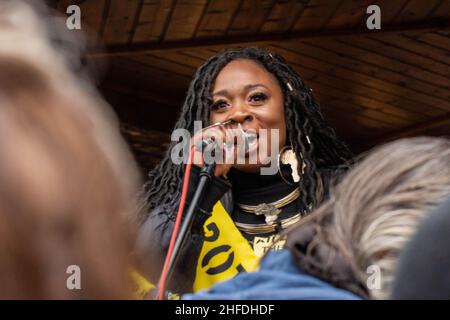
[288, 137, 450, 299]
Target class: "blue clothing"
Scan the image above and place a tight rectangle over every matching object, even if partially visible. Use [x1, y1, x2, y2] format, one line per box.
[183, 250, 361, 300]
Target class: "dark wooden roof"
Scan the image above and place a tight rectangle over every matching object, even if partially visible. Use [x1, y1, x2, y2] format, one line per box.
[52, 0, 450, 171]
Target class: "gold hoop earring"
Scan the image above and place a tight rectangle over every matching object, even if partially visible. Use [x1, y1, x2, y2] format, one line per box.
[277, 145, 305, 185]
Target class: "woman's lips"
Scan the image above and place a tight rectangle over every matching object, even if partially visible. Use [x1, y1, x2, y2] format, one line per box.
[224, 129, 260, 160]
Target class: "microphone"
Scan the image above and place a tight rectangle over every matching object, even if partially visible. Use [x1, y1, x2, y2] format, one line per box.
[194, 138, 217, 151]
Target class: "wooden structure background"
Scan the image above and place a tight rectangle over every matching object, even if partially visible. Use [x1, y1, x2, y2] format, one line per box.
[49, 0, 450, 172]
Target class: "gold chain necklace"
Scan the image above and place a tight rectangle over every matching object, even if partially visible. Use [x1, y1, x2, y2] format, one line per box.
[236, 188, 300, 225]
[235, 213, 302, 234]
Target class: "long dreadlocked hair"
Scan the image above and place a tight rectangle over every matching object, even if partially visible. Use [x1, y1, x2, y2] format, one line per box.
[141, 47, 353, 222]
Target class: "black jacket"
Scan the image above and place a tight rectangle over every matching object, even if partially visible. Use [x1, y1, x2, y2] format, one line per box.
[136, 164, 350, 295]
[136, 165, 232, 294]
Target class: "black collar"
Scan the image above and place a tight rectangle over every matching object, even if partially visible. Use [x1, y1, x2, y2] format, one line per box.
[228, 168, 298, 206]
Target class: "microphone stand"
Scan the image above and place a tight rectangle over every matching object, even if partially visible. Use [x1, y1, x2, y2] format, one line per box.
[161, 161, 216, 299]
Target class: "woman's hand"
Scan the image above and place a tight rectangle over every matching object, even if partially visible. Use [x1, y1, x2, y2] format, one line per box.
[190, 123, 245, 177]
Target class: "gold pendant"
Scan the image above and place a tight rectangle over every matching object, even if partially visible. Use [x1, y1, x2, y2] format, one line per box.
[280, 148, 301, 183]
[254, 203, 282, 225]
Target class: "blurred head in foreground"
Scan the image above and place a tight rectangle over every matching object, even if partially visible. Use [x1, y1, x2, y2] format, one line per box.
[391, 194, 450, 299]
[0, 0, 141, 299]
[286, 137, 450, 299]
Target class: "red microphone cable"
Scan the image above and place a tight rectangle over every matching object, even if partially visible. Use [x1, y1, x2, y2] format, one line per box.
[157, 145, 195, 300]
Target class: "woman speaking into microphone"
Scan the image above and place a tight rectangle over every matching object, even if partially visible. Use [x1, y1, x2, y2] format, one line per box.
[136, 47, 353, 297]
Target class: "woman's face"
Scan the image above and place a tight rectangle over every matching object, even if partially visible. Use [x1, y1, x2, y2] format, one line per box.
[210, 59, 286, 173]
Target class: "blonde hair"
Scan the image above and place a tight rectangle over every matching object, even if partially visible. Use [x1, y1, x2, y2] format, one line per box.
[0, 0, 141, 299]
[288, 137, 450, 299]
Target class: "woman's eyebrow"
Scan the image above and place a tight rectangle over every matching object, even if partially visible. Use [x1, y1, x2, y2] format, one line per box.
[212, 84, 268, 97]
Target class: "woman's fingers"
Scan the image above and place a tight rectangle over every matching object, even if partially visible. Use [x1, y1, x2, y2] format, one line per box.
[189, 122, 249, 176]
[191, 127, 226, 167]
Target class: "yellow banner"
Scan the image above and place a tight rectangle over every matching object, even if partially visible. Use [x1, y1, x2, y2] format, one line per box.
[132, 200, 261, 297]
[193, 201, 260, 292]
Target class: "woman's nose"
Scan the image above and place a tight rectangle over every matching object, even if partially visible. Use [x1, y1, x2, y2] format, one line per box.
[228, 101, 253, 124]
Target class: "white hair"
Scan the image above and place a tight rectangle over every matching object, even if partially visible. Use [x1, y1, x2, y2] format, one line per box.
[292, 137, 450, 299]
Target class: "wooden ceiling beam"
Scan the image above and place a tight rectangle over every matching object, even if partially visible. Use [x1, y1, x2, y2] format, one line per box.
[368, 112, 450, 146]
[100, 81, 183, 109]
[88, 19, 450, 57]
